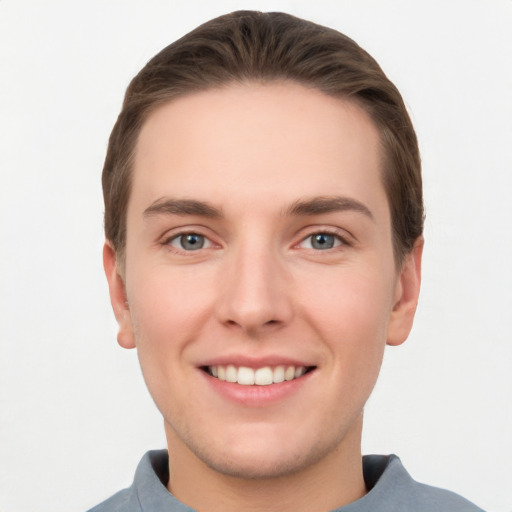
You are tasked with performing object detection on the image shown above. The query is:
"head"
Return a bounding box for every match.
[103,10,423,271]
[102,10,424,496]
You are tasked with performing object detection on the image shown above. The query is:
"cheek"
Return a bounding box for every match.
[305,265,394,330]
[123,271,213,399]
[125,269,213,415]
[127,265,215,335]
[301,265,394,370]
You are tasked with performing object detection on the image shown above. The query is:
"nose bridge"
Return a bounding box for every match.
[217,235,292,332]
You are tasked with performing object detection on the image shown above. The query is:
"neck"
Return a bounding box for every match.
[165,417,366,512]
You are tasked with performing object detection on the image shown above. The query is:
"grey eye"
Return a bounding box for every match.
[171,233,206,251]
[300,232,344,250]
[310,233,335,249]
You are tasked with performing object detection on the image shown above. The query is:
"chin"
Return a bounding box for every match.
[183,425,345,480]
[200,444,325,480]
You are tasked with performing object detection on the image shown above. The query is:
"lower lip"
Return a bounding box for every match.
[201,369,315,407]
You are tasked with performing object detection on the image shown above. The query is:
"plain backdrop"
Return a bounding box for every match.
[1,1,511,511]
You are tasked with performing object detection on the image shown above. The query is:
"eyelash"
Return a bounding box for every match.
[297,230,350,251]
[161,231,214,253]
[161,227,351,255]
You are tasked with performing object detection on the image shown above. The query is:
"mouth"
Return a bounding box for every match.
[202,365,316,386]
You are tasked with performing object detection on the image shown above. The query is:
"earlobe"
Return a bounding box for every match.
[386,237,424,347]
[103,241,136,349]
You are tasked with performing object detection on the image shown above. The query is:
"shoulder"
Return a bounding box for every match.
[85,450,178,512]
[86,488,137,512]
[355,454,485,512]
[410,480,485,511]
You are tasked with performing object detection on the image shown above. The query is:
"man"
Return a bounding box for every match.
[91,10,484,512]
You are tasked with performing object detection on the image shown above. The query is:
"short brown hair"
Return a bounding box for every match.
[102,10,423,264]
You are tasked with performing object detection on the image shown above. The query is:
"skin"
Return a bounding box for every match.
[104,82,423,512]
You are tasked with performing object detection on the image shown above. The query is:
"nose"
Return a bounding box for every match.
[215,244,294,335]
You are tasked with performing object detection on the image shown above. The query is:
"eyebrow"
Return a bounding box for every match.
[142,195,374,221]
[143,198,223,219]
[283,196,374,220]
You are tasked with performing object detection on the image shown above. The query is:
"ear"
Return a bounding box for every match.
[386,237,424,346]
[103,241,136,349]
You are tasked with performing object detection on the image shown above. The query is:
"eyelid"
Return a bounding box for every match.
[159,226,220,253]
[294,226,353,250]
[158,224,353,253]
[169,233,213,250]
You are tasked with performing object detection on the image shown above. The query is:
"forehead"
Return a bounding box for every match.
[131,82,386,217]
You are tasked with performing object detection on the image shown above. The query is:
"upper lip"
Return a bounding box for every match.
[197,355,316,369]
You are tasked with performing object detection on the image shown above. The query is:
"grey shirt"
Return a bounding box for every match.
[87,450,484,511]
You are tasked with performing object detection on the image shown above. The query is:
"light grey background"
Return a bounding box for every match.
[1,1,511,511]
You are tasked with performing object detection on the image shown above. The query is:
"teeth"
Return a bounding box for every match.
[255,367,273,386]
[294,366,306,378]
[285,366,295,381]
[208,365,309,386]
[226,364,237,383]
[237,366,255,385]
[273,365,285,383]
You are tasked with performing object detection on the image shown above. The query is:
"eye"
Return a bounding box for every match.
[168,233,212,251]
[301,232,344,250]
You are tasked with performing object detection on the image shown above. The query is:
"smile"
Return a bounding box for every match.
[205,365,314,386]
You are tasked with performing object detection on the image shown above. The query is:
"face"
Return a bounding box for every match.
[105,82,421,480]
